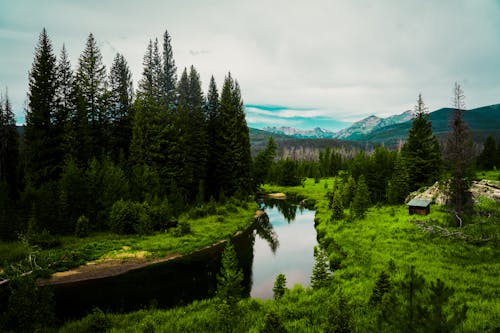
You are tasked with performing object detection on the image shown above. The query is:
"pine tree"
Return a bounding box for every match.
[387,153,410,204]
[25,28,58,186]
[331,189,344,221]
[311,245,331,289]
[109,53,133,160]
[444,83,474,225]
[137,39,163,104]
[216,241,243,305]
[215,73,252,197]
[351,175,370,219]
[54,45,74,169]
[205,76,220,198]
[369,271,391,306]
[75,33,109,160]
[162,29,177,109]
[401,94,441,191]
[253,137,277,186]
[273,273,287,300]
[476,135,496,170]
[0,90,19,195]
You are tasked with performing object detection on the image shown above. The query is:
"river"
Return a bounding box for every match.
[50,199,317,319]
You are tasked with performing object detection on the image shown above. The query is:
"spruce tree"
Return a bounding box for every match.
[253,136,278,186]
[205,76,220,198]
[311,245,331,289]
[331,189,344,221]
[387,154,410,204]
[401,94,441,191]
[0,90,19,196]
[477,135,496,170]
[444,83,474,225]
[216,241,243,305]
[273,273,287,300]
[109,53,133,159]
[25,28,58,186]
[137,39,163,104]
[351,175,370,219]
[54,45,74,169]
[215,73,252,197]
[75,33,109,160]
[162,29,177,109]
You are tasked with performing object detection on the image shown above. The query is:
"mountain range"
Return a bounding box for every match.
[254,103,500,148]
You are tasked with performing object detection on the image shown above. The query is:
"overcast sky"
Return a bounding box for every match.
[1,0,500,130]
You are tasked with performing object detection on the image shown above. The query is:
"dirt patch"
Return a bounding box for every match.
[265,192,287,199]
[38,254,182,286]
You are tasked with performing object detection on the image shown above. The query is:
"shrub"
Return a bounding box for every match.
[29,229,61,249]
[109,200,152,235]
[75,215,90,238]
[172,220,191,237]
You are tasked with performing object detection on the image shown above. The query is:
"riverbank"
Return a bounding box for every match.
[1,200,258,286]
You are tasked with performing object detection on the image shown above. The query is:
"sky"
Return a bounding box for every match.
[1,0,500,131]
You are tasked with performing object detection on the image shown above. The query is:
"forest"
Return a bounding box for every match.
[1,28,500,332]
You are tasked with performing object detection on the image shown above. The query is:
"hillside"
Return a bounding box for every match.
[364,104,500,147]
[334,110,414,140]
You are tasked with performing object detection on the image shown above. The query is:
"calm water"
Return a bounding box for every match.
[48,199,317,319]
[250,201,317,299]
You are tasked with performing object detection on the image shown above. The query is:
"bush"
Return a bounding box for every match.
[172,220,191,237]
[29,229,61,249]
[75,215,90,238]
[109,200,152,235]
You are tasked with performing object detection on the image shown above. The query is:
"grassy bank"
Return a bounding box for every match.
[58,178,500,332]
[0,199,257,280]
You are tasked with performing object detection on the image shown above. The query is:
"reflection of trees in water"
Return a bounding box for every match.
[254,212,279,254]
[265,199,297,222]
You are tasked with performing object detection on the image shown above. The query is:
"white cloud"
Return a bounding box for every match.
[2,0,500,126]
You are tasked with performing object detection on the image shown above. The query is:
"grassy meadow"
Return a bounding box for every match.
[0,199,257,279]
[55,177,500,332]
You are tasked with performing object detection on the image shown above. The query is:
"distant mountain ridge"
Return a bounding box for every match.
[333,110,415,140]
[253,103,500,150]
[261,109,415,140]
[261,126,336,138]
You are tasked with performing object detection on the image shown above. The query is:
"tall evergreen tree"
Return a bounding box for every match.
[476,135,496,170]
[174,66,207,201]
[214,75,252,196]
[387,153,410,204]
[75,33,109,160]
[0,90,19,195]
[205,76,220,198]
[401,94,441,191]
[162,29,177,109]
[444,83,474,225]
[137,39,163,104]
[253,137,278,186]
[54,45,74,168]
[109,53,133,159]
[25,28,58,186]
[351,175,370,219]
[216,241,244,305]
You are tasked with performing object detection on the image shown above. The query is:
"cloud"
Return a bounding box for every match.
[2,1,500,127]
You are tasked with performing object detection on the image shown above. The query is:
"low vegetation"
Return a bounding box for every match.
[56,178,500,332]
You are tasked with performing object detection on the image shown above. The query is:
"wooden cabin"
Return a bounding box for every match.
[407,198,431,215]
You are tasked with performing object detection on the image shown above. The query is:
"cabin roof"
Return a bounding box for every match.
[407,198,431,207]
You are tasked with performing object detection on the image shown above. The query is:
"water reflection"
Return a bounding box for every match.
[264,199,297,222]
[254,212,279,254]
[250,202,317,299]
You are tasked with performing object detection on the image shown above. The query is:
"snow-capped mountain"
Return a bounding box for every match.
[334,110,415,140]
[262,126,336,138]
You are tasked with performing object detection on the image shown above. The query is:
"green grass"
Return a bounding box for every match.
[56,178,500,331]
[476,169,500,181]
[0,201,257,278]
